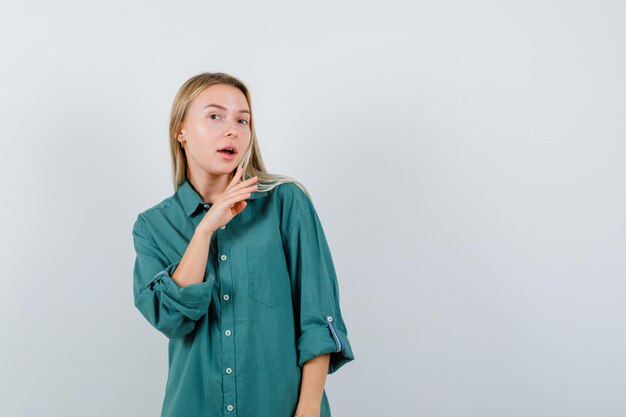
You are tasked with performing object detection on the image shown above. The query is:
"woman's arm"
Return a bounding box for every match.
[171,226,213,287]
[132,217,217,339]
[295,353,331,417]
[296,353,330,417]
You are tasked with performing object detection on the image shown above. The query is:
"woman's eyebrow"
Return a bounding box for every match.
[203,103,250,114]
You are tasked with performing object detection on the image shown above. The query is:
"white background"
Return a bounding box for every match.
[1,1,625,416]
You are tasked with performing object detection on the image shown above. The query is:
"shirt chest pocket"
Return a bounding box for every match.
[246,244,289,308]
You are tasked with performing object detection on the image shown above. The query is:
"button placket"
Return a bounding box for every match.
[217,227,237,414]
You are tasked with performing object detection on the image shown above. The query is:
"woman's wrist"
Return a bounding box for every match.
[195,223,214,238]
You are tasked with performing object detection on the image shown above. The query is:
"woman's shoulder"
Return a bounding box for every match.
[140,195,176,215]
[133,193,178,233]
[271,180,315,214]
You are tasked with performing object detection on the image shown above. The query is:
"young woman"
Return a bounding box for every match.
[131,72,354,417]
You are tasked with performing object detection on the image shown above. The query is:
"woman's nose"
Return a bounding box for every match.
[224,119,238,136]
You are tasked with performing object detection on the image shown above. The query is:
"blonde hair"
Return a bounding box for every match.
[168,72,311,199]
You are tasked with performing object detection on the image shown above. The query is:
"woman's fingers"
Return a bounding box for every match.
[226,176,258,195]
[231,200,247,216]
[226,165,244,190]
[215,183,257,211]
[222,187,256,208]
[225,166,258,193]
[198,170,257,232]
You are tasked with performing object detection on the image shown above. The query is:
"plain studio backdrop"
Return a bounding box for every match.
[1,1,625,416]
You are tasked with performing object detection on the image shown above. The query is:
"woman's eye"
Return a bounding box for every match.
[209,114,247,125]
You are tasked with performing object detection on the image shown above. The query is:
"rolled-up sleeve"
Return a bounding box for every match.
[283,207,355,374]
[132,215,215,339]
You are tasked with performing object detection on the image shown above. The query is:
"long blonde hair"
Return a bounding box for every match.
[168,72,311,199]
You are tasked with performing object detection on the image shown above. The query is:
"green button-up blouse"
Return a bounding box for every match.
[131,177,355,417]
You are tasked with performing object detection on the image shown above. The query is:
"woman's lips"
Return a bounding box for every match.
[217,150,236,160]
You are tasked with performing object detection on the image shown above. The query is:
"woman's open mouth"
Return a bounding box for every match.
[217,146,237,160]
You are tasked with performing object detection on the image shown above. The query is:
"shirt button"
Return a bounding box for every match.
[227,404,234,412]
[220,225,226,229]
[223,294,230,301]
[225,367,233,374]
[225,330,232,336]
[220,254,228,261]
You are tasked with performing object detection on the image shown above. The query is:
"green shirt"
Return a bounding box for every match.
[131,177,355,417]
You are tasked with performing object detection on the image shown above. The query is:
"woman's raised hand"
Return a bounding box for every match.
[198,165,259,234]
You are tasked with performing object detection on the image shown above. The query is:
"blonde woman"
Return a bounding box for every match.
[131,72,354,417]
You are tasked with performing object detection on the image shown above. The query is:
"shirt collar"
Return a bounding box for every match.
[177,177,267,217]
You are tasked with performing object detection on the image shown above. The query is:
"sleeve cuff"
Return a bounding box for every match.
[146,263,216,321]
[296,322,355,374]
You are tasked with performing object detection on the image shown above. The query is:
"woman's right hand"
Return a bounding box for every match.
[197,165,259,235]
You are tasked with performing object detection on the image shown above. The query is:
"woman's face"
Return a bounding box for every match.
[179,83,252,177]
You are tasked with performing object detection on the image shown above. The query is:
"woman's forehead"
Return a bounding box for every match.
[192,84,249,111]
